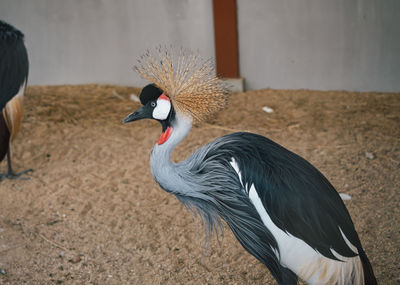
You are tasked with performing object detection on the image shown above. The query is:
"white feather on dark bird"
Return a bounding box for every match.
[0,20,31,180]
[123,48,377,285]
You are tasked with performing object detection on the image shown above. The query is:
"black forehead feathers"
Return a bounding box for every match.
[0,20,24,41]
[139,84,163,105]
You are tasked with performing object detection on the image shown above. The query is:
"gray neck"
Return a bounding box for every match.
[150,113,193,192]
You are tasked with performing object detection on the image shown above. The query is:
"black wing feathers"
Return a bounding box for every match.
[0,20,29,110]
[214,132,363,260]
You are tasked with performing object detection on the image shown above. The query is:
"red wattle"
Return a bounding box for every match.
[158,126,173,145]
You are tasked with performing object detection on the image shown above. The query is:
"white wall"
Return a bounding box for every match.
[1,0,399,92]
[0,0,215,87]
[237,0,400,92]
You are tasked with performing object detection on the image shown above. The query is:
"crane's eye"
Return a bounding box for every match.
[151,101,156,107]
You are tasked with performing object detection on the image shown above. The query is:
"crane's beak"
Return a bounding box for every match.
[123,105,152,123]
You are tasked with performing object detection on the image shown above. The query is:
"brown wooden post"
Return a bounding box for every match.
[212,0,239,78]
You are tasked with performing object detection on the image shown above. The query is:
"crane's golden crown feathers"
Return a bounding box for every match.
[135,47,229,122]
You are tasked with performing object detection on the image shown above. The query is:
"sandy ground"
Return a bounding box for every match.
[0,85,399,284]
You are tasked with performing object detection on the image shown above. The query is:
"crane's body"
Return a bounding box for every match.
[150,112,373,285]
[124,49,377,284]
[0,20,30,180]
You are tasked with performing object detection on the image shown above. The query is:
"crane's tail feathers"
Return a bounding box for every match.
[3,83,25,141]
[359,249,378,285]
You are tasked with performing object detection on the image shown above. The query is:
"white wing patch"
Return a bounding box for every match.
[230,158,244,187]
[230,157,364,285]
[340,228,359,255]
[153,98,171,120]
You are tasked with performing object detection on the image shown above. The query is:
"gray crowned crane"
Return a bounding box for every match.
[123,48,377,285]
[0,20,30,180]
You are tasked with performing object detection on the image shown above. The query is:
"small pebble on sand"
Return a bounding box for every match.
[365,152,376,160]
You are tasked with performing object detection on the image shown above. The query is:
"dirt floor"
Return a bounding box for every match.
[0,85,399,284]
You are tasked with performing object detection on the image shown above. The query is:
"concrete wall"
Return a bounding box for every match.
[237,0,400,92]
[0,0,215,87]
[1,0,399,92]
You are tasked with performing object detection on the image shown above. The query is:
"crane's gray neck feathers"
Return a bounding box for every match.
[149,113,228,242]
[150,113,194,195]
[150,113,220,205]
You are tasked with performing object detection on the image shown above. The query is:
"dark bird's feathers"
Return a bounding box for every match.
[206,132,360,259]
[139,84,163,105]
[0,20,29,110]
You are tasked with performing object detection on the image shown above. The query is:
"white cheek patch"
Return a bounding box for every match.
[152,98,171,120]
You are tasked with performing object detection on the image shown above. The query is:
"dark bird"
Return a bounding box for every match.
[124,49,377,285]
[0,20,30,180]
